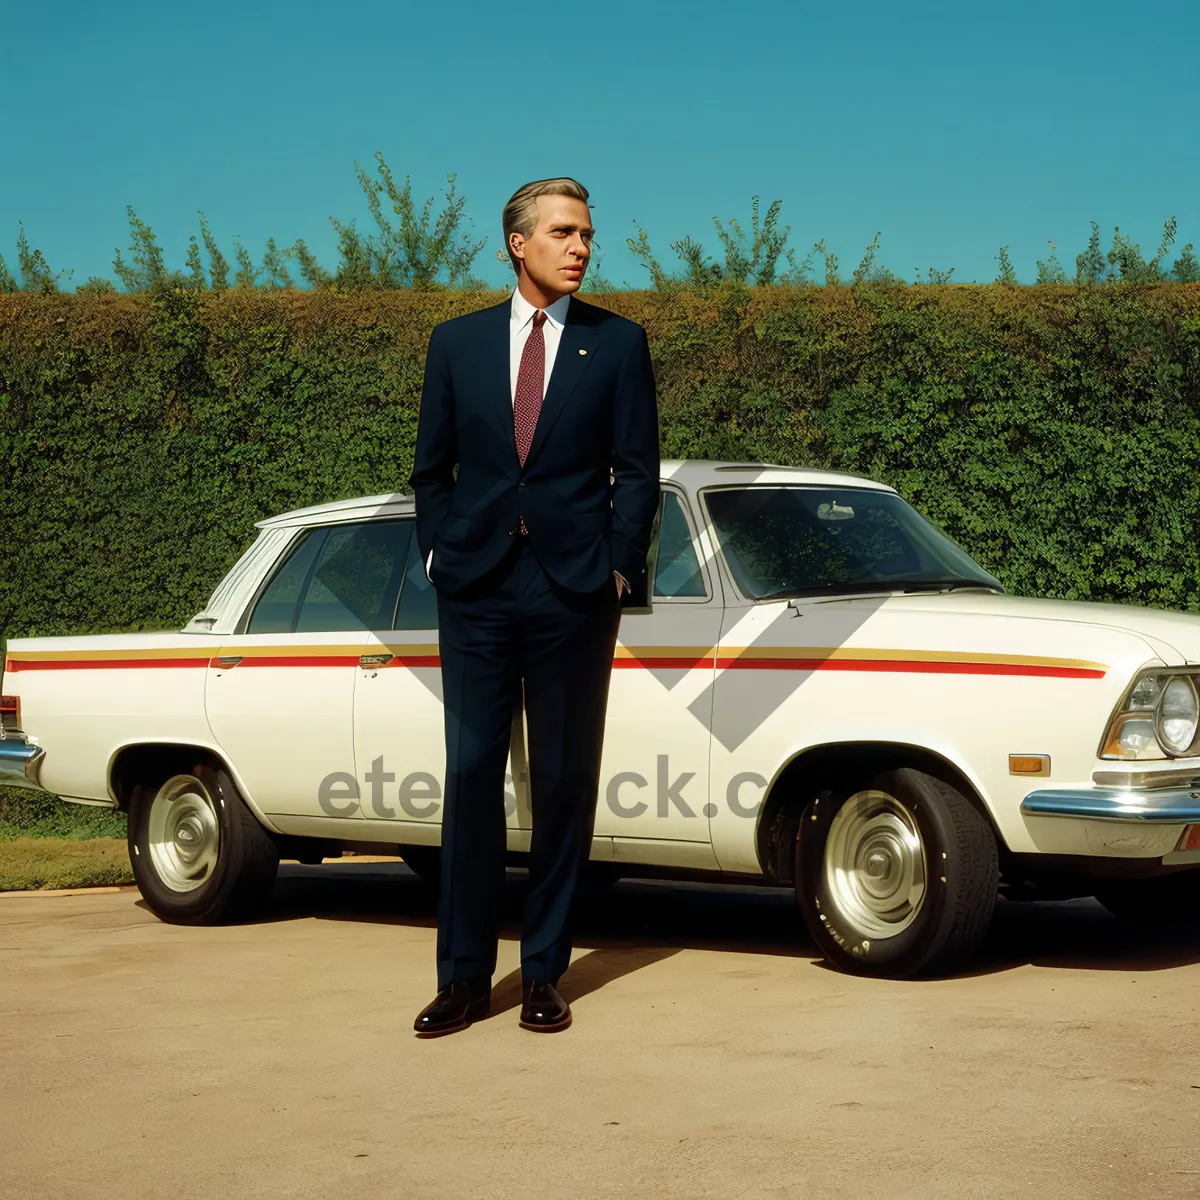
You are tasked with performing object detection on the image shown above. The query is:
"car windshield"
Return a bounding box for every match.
[703,486,1003,600]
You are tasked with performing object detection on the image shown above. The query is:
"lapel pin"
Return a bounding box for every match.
[579,348,588,355]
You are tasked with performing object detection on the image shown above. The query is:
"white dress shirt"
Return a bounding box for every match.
[510,288,570,404]
[425,288,628,594]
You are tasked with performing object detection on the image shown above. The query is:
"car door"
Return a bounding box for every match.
[595,487,722,869]
[352,521,535,851]
[703,483,921,873]
[205,519,408,829]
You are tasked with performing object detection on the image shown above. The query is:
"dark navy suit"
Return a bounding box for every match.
[409,294,659,987]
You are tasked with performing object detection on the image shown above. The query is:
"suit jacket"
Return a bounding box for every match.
[409,294,660,598]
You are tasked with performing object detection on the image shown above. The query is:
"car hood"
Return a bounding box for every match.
[880,591,1200,666]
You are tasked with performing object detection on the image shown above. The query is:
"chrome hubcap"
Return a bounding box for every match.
[822,789,927,940]
[147,775,220,893]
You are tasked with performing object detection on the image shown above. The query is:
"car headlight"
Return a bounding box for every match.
[1100,670,1200,760]
[1158,676,1199,755]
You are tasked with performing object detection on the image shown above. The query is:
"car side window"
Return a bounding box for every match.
[247,521,411,634]
[394,522,438,630]
[245,530,324,634]
[654,491,707,598]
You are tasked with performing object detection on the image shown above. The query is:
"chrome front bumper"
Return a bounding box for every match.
[1021,787,1200,823]
[0,732,46,791]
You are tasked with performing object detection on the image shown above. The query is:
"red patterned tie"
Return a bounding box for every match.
[514,309,547,533]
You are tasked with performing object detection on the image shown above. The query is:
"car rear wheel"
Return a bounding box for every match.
[795,767,1000,978]
[1094,871,1200,926]
[128,762,279,924]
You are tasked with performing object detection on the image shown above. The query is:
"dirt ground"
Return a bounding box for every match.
[1,861,1198,1200]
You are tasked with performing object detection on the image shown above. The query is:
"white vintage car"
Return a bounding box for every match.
[3,460,1200,977]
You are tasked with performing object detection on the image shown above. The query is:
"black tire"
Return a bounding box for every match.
[128,761,279,924]
[1094,871,1200,926]
[795,766,999,978]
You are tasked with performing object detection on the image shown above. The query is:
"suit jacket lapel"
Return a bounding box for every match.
[523,295,600,469]
[476,300,515,457]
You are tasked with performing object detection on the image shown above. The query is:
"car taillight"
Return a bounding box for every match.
[0,695,19,731]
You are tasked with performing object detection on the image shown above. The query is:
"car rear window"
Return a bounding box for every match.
[247,521,412,633]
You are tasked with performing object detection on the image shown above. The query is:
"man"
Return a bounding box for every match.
[408,178,660,1036]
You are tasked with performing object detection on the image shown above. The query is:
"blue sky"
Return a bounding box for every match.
[3,0,1197,289]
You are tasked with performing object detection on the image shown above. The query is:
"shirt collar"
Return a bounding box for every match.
[510,287,571,332]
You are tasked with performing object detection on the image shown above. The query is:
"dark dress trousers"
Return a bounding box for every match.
[409,294,660,987]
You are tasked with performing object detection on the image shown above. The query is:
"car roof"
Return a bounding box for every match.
[254,460,895,529]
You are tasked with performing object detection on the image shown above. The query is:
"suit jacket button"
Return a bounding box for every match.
[519,481,526,487]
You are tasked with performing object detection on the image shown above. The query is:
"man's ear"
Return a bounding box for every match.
[509,231,525,262]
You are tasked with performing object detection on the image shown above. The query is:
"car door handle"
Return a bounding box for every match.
[359,653,395,669]
[214,655,243,669]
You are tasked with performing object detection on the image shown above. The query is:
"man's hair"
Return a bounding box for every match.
[501,177,590,276]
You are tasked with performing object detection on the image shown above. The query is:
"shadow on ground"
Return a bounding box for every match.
[134,860,1200,1003]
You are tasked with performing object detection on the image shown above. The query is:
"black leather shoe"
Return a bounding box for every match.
[519,980,572,1032]
[413,979,491,1037]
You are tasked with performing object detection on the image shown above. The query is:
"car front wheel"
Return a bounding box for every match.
[795,767,999,978]
[128,762,280,924]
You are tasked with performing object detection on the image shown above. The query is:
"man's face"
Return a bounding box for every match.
[511,194,592,295]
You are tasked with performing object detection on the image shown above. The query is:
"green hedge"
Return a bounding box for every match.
[0,787,126,840]
[2,281,1200,649]
[4,281,1200,838]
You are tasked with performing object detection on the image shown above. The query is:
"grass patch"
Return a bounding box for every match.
[0,838,134,891]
